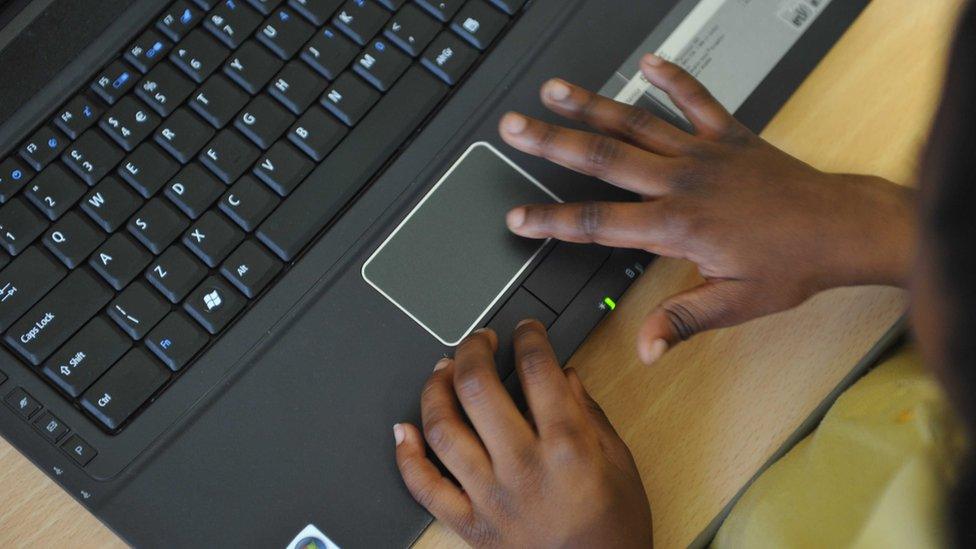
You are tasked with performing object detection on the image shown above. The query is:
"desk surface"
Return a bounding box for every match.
[0,0,964,546]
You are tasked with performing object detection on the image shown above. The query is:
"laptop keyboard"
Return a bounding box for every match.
[0,0,523,433]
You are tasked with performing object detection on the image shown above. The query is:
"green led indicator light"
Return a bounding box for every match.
[603,297,616,311]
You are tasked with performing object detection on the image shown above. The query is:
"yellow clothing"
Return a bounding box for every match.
[714,347,965,548]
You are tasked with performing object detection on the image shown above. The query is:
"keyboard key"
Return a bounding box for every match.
[235,95,296,150]
[377,0,407,9]
[0,158,33,203]
[155,109,215,164]
[32,411,70,443]
[165,164,224,219]
[354,38,410,91]
[220,240,281,297]
[258,67,447,260]
[125,29,173,73]
[136,63,196,117]
[269,61,328,114]
[289,0,343,25]
[146,311,209,371]
[81,177,141,232]
[91,61,138,105]
[184,276,246,334]
[321,72,380,126]
[128,198,189,255]
[25,164,86,221]
[4,388,41,419]
[100,97,161,152]
[171,28,231,83]
[287,106,348,161]
[259,7,316,59]
[80,348,170,430]
[190,74,250,128]
[108,281,170,340]
[146,245,208,303]
[183,211,244,267]
[333,0,390,45]
[42,212,106,269]
[488,0,524,15]
[61,434,97,466]
[301,26,358,80]
[90,233,152,290]
[54,96,103,139]
[416,0,464,22]
[451,0,506,50]
[0,198,48,256]
[119,143,180,198]
[220,175,280,230]
[157,0,203,41]
[4,269,113,366]
[224,40,284,95]
[248,0,285,14]
[42,317,131,398]
[200,130,260,184]
[421,31,478,85]
[0,247,66,332]
[206,0,264,49]
[384,3,439,56]
[253,142,312,195]
[19,126,68,171]
[62,129,125,185]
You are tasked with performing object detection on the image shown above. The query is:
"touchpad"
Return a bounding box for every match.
[362,142,560,346]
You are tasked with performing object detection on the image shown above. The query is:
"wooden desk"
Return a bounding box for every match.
[0,0,964,546]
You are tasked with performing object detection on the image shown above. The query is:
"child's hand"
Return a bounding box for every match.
[394,322,653,548]
[500,55,916,364]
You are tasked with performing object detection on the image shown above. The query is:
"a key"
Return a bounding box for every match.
[183,276,246,334]
[220,240,281,297]
[300,26,359,80]
[125,29,173,73]
[100,97,161,151]
[90,61,138,105]
[41,317,131,398]
[54,96,103,139]
[353,37,411,91]
[81,177,141,232]
[119,143,179,198]
[224,40,284,95]
[235,95,296,150]
[0,198,48,255]
[108,281,170,340]
[146,311,209,371]
[384,3,440,56]
[269,61,328,115]
[333,0,390,45]
[165,163,224,219]
[289,0,343,25]
[80,348,170,430]
[146,245,208,303]
[24,164,86,221]
[42,212,106,269]
[155,109,215,164]
[128,198,190,255]
[451,0,506,50]
[19,126,68,171]
[157,0,203,42]
[190,74,250,128]
[258,7,315,59]
[0,247,66,332]
[136,63,196,117]
[183,211,244,267]
[248,0,286,15]
[253,142,312,195]
[62,129,125,185]
[220,175,281,230]
[321,71,380,126]
[4,269,113,365]
[0,158,33,203]
[488,0,524,15]
[199,130,260,184]
[90,233,153,290]
[287,106,348,161]
[171,29,231,84]
[421,31,478,85]
[416,0,465,22]
[205,0,264,49]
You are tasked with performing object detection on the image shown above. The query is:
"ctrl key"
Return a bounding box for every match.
[61,434,97,467]
[4,387,42,419]
[81,348,170,431]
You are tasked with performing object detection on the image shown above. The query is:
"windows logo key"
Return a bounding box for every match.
[287,524,340,549]
[203,289,222,311]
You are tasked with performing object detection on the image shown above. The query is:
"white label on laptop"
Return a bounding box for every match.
[601,0,833,120]
[286,524,341,549]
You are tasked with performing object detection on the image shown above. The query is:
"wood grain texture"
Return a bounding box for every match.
[0,1,963,547]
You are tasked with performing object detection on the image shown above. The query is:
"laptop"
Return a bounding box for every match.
[0,0,868,546]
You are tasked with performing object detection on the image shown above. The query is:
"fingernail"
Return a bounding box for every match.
[434,357,450,372]
[393,424,405,446]
[639,338,669,365]
[506,207,526,229]
[642,53,665,67]
[545,79,571,102]
[501,112,528,134]
[516,318,536,329]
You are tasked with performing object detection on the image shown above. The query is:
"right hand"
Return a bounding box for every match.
[500,54,916,364]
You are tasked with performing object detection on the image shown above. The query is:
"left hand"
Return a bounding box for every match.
[394,321,653,548]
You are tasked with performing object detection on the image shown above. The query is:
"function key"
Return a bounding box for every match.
[125,29,173,73]
[100,97,161,152]
[0,157,33,203]
[0,198,49,256]
[415,0,465,22]
[54,96,103,139]
[190,74,250,129]
[4,388,42,419]
[488,0,524,15]
[19,126,68,171]
[353,38,410,92]
[333,0,390,46]
[90,61,138,105]
[80,348,170,430]
[183,276,246,334]
[145,311,209,371]
[137,63,197,117]
[321,71,380,126]
[220,239,282,298]
[32,411,70,443]
[171,29,231,84]
[61,434,97,466]
[258,7,316,59]
[62,129,125,185]
[421,31,478,85]
[451,0,506,50]
[205,0,264,49]
[157,0,203,42]
[288,0,343,26]
[42,317,131,398]
[300,26,359,80]
[384,3,440,57]
[24,164,86,221]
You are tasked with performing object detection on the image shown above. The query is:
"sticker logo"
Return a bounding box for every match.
[286,524,340,549]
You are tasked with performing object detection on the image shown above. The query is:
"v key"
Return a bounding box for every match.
[253,142,312,196]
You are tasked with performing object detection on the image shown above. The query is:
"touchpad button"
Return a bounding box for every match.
[362,142,560,346]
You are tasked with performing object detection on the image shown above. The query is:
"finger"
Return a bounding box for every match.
[564,368,634,465]
[498,112,674,196]
[421,358,493,491]
[639,54,742,139]
[512,320,589,440]
[506,200,678,251]
[395,423,476,530]
[452,329,537,461]
[539,78,695,156]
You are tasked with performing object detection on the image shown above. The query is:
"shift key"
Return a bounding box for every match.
[4,269,112,365]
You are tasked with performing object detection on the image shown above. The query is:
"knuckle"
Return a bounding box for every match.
[422,415,454,453]
[455,368,491,403]
[663,301,705,341]
[623,106,656,139]
[576,201,606,237]
[410,478,441,509]
[544,430,589,463]
[518,349,554,383]
[584,136,620,177]
[460,518,500,548]
[535,123,560,157]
